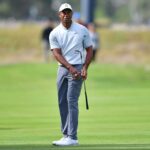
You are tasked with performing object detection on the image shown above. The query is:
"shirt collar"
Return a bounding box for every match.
[60,22,74,30]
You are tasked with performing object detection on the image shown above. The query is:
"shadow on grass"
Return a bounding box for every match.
[0,144,150,150]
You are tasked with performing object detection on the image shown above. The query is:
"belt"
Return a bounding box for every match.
[60,64,82,68]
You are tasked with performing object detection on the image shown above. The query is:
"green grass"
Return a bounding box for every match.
[0,63,150,149]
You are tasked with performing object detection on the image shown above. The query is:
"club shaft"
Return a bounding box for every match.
[76,50,89,110]
[83,80,89,110]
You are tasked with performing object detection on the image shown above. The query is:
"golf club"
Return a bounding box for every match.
[76,50,89,110]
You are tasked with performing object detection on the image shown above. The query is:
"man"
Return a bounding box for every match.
[41,18,53,62]
[49,3,93,146]
[87,23,100,61]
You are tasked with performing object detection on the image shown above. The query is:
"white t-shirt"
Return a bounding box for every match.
[49,22,92,65]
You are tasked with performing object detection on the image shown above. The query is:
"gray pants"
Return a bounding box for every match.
[57,65,83,140]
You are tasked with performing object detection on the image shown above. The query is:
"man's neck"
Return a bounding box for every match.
[62,21,72,29]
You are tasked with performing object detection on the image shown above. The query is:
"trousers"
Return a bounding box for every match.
[57,65,83,140]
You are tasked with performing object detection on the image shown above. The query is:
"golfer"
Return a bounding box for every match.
[49,3,93,146]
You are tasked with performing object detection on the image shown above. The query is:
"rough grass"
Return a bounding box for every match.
[0,24,41,52]
[0,23,149,64]
[97,29,150,64]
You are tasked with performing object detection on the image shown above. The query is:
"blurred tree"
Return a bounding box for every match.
[9,0,32,19]
[0,0,10,18]
[31,0,54,20]
[0,0,53,20]
[0,0,150,24]
[139,0,150,24]
[104,0,116,18]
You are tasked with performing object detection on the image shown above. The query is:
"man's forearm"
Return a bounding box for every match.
[52,49,81,79]
[53,50,71,69]
[84,46,93,69]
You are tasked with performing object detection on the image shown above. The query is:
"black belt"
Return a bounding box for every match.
[60,64,82,67]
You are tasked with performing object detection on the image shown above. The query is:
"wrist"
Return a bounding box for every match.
[83,64,88,70]
[66,64,72,70]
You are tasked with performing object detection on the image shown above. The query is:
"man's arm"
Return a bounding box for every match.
[81,46,93,80]
[52,48,81,79]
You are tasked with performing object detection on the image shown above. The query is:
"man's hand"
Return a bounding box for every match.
[80,46,92,80]
[69,66,81,79]
[81,66,87,80]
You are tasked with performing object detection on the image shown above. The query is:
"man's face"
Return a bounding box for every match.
[59,9,72,24]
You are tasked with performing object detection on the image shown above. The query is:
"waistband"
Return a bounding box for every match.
[60,64,83,67]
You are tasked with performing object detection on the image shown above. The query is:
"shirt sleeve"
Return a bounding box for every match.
[83,28,93,48]
[49,31,60,50]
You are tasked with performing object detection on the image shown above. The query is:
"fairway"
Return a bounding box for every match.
[0,63,150,150]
